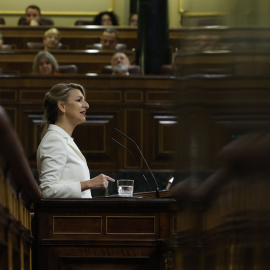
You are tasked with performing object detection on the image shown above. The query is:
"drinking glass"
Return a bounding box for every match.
[117,179,134,197]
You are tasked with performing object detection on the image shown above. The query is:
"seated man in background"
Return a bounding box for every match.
[111,52,130,76]
[100,28,119,50]
[43,28,61,50]
[18,5,53,26]
[19,5,41,26]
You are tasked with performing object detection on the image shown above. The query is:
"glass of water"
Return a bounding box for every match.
[117,179,134,197]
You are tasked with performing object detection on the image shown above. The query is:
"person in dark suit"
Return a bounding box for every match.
[100,28,119,50]
[18,5,53,26]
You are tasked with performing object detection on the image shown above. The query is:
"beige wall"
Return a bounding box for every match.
[1,0,181,28]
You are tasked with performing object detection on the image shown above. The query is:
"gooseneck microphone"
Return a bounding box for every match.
[114,128,160,198]
[112,138,151,189]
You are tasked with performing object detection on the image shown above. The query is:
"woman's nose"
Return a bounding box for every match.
[84,101,89,109]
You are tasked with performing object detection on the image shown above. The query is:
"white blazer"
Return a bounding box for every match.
[37,124,91,198]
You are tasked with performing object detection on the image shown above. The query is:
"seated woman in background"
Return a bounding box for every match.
[129,13,138,27]
[43,28,61,50]
[32,51,59,75]
[92,11,119,26]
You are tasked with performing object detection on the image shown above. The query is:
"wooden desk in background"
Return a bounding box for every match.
[0,26,138,50]
[0,49,135,74]
[2,26,270,58]
[0,25,181,52]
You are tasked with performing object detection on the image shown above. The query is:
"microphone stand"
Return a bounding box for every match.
[114,128,160,198]
[112,138,152,189]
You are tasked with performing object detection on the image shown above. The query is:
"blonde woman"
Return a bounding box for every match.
[37,83,115,198]
[43,28,61,50]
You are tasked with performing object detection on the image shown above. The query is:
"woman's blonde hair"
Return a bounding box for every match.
[32,51,59,74]
[41,83,86,138]
[44,28,61,39]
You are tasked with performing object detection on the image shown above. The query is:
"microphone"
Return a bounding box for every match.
[112,138,151,189]
[114,128,160,198]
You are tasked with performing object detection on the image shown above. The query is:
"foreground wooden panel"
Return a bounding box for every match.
[0,106,42,270]
[173,76,270,171]
[171,165,270,270]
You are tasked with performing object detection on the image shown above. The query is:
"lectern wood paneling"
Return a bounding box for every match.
[34,197,176,270]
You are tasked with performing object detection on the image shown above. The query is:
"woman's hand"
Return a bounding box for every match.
[81,174,115,191]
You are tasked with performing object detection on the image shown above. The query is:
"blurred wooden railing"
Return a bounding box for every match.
[0,106,42,270]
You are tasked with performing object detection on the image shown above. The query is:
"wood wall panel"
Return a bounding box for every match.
[124,108,143,169]
[1,107,17,130]
[3,74,270,175]
[124,90,143,102]
[145,110,177,170]
[0,75,177,173]
[21,110,43,165]
[87,90,122,103]
[0,89,17,101]
[20,90,47,101]
[73,112,119,171]
[5,75,270,175]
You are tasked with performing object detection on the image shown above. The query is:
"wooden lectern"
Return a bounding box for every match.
[33,192,176,270]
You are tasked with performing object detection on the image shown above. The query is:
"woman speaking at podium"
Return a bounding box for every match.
[37,83,115,198]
